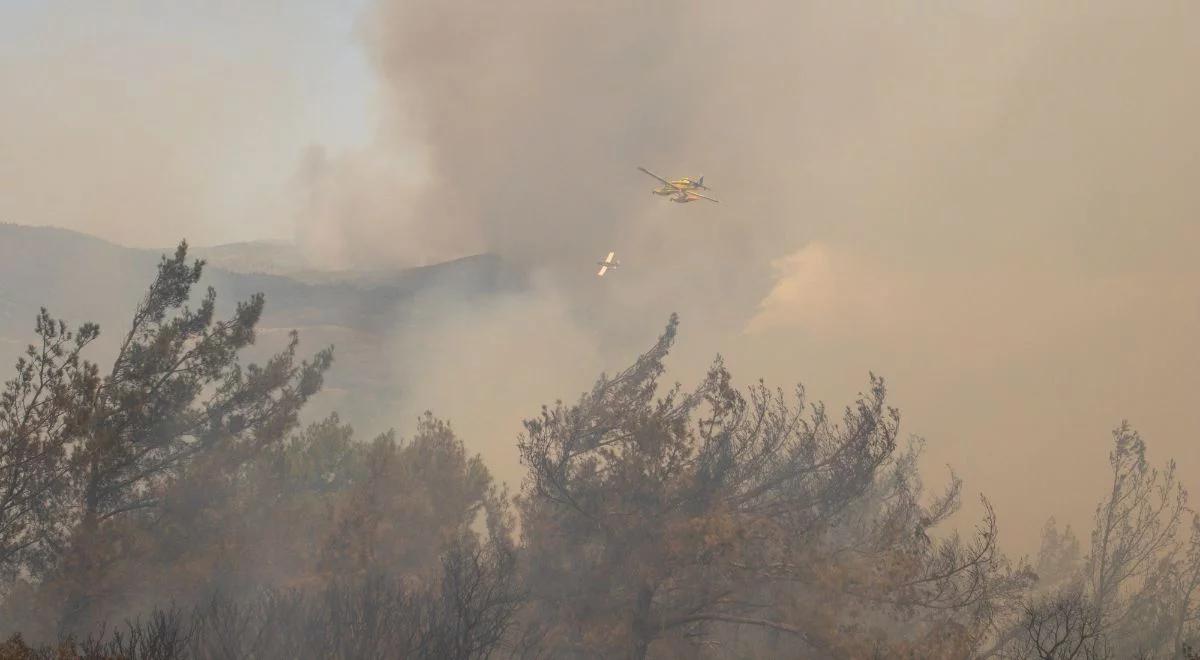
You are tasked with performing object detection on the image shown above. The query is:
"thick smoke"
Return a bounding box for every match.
[303,0,1200,551]
[3,0,1199,553]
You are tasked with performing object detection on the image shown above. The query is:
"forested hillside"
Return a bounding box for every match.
[1,244,1198,659]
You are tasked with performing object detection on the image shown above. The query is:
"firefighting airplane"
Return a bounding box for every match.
[637,166,719,203]
[596,251,620,277]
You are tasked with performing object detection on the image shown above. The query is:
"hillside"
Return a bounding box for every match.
[0,223,528,433]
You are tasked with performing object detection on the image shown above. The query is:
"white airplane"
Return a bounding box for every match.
[596,251,620,277]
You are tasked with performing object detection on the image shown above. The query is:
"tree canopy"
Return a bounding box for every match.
[2,244,1199,659]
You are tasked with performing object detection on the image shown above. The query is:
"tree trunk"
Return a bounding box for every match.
[1174,604,1187,659]
[57,472,102,635]
[628,583,655,660]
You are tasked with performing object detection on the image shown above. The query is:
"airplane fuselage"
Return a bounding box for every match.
[652,180,700,193]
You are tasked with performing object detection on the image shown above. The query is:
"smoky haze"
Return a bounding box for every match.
[338,0,1200,553]
[2,0,1199,555]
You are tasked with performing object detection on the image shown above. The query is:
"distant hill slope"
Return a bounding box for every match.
[0,223,524,335]
[0,223,529,433]
[187,240,310,276]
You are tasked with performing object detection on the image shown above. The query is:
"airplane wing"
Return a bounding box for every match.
[605,251,615,263]
[688,191,719,203]
[597,265,608,277]
[637,166,674,187]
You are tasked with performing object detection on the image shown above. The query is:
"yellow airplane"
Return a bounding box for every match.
[637,166,719,203]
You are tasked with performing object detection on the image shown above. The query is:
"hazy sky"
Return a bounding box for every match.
[0,0,373,247]
[2,0,1198,554]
